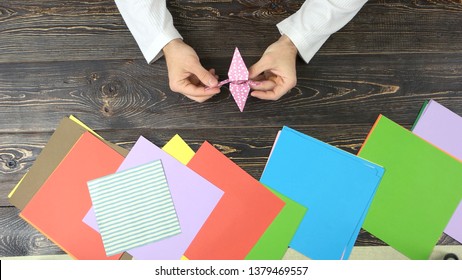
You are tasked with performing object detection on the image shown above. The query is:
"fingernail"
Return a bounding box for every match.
[208,78,218,87]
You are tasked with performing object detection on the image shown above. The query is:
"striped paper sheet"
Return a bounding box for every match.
[88,160,181,256]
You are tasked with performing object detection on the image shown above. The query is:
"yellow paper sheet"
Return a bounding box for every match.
[8,176,25,198]
[69,115,104,140]
[162,134,195,164]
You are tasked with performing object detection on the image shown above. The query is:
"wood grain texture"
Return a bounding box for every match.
[1,0,461,257]
[171,0,462,57]
[0,0,141,63]
[0,54,461,133]
[1,0,462,63]
[0,207,64,256]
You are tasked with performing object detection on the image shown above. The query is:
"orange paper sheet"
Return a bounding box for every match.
[20,132,124,260]
[184,142,285,259]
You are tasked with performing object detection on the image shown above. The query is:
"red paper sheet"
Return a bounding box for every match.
[20,132,124,260]
[184,142,285,259]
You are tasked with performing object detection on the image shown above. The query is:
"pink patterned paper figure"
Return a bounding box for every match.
[214,48,258,112]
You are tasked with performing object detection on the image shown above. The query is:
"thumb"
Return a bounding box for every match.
[190,63,218,87]
[248,57,269,79]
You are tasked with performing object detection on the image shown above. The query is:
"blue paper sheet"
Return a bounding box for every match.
[260,126,384,260]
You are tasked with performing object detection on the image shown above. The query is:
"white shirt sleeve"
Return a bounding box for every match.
[277,0,368,63]
[114,0,182,64]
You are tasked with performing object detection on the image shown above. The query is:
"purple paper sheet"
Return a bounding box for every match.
[413,99,462,243]
[83,136,223,259]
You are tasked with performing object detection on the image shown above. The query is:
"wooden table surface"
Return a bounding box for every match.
[1,0,461,258]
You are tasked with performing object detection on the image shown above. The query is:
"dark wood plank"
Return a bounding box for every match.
[172,0,462,58]
[1,0,462,63]
[0,53,461,133]
[0,0,142,63]
[0,207,64,256]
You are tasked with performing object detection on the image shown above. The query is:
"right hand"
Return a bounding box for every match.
[248,35,298,101]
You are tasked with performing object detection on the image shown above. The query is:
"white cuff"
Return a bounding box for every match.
[277,19,328,64]
[145,27,182,64]
[276,0,368,64]
[114,0,183,64]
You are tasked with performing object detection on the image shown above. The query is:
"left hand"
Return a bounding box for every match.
[163,39,220,103]
[248,35,298,101]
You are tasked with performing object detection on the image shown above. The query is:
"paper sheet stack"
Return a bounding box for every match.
[8,116,290,260]
[260,100,462,260]
[8,99,462,260]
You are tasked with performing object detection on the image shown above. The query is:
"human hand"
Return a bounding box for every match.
[248,35,298,100]
[163,39,220,103]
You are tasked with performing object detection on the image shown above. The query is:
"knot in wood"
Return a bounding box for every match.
[0,7,15,19]
[267,2,285,14]
[102,102,113,116]
[90,73,99,81]
[7,159,17,169]
[101,78,124,98]
[101,83,118,97]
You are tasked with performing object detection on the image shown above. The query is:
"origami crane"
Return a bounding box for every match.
[215,47,259,112]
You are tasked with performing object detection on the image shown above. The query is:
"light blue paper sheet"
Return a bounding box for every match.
[260,126,384,260]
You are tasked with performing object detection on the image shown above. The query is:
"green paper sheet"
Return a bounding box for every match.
[163,136,305,260]
[410,99,429,131]
[359,115,462,260]
[245,186,307,260]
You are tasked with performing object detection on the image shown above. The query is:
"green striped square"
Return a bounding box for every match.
[88,160,181,256]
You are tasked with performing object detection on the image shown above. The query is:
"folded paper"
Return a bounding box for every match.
[412,100,462,244]
[215,48,258,112]
[360,115,462,259]
[260,126,385,260]
[88,160,181,256]
[83,136,223,260]
[20,132,125,260]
